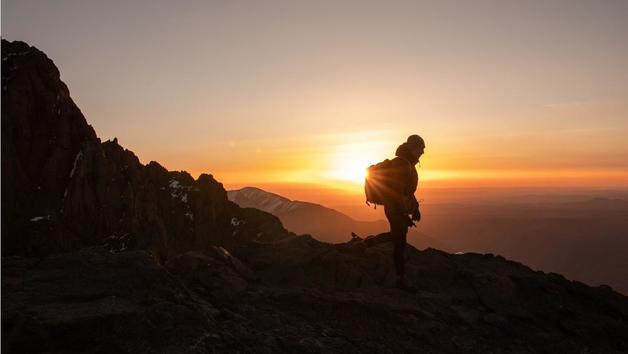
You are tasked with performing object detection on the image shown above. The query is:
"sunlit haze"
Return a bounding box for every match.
[4,0,628,203]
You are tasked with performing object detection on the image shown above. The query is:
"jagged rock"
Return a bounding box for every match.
[165,247,257,299]
[1,39,292,260]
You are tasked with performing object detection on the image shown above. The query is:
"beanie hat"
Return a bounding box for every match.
[406,134,425,149]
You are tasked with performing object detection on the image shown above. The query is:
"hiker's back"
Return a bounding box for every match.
[365,156,413,208]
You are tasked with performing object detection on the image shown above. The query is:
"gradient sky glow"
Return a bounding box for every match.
[3,0,628,193]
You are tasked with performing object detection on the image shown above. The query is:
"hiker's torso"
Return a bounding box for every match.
[391,156,418,196]
[382,145,419,211]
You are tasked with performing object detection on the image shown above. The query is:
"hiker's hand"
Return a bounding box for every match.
[411,209,421,222]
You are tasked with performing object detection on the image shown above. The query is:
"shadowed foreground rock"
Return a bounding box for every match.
[2,39,628,353]
[4,233,628,353]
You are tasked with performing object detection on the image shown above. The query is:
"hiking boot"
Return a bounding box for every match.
[396,276,417,293]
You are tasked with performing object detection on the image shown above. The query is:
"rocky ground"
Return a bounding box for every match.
[4,233,628,353]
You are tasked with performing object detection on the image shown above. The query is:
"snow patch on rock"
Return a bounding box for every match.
[231,217,243,227]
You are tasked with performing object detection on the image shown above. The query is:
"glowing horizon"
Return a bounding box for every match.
[4,0,627,194]
[138,126,628,192]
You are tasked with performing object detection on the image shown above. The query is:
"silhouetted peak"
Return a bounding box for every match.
[2,39,292,257]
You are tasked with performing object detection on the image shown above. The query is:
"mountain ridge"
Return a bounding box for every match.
[228,186,320,215]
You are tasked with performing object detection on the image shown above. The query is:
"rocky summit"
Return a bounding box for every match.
[2,39,628,353]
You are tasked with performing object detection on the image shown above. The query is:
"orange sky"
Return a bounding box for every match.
[4,1,628,196]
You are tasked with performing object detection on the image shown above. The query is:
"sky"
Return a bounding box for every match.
[3,0,628,199]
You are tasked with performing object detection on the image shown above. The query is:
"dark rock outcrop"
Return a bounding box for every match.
[1,39,292,260]
[2,39,628,353]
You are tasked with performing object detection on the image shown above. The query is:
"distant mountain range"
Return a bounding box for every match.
[228,186,329,216]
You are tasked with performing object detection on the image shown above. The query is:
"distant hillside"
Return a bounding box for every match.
[227,186,307,214]
[419,198,628,294]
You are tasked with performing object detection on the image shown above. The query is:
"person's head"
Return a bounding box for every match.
[406,134,425,159]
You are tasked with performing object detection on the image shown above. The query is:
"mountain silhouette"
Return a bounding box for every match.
[1,40,293,261]
[2,39,628,353]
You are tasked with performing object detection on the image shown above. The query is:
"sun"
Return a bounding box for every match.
[325,142,384,185]
[328,159,369,183]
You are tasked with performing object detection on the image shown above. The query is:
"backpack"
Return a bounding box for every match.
[364,158,395,208]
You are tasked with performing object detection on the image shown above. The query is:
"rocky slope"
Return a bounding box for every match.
[1,40,292,261]
[2,39,628,353]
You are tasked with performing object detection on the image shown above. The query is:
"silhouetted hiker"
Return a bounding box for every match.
[364,134,425,292]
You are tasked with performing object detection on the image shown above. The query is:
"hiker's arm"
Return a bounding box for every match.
[389,159,414,210]
[401,165,417,214]
[411,196,420,221]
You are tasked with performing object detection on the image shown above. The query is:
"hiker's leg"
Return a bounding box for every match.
[392,220,408,277]
[386,211,407,276]
[384,204,408,276]
[363,205,400,247]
